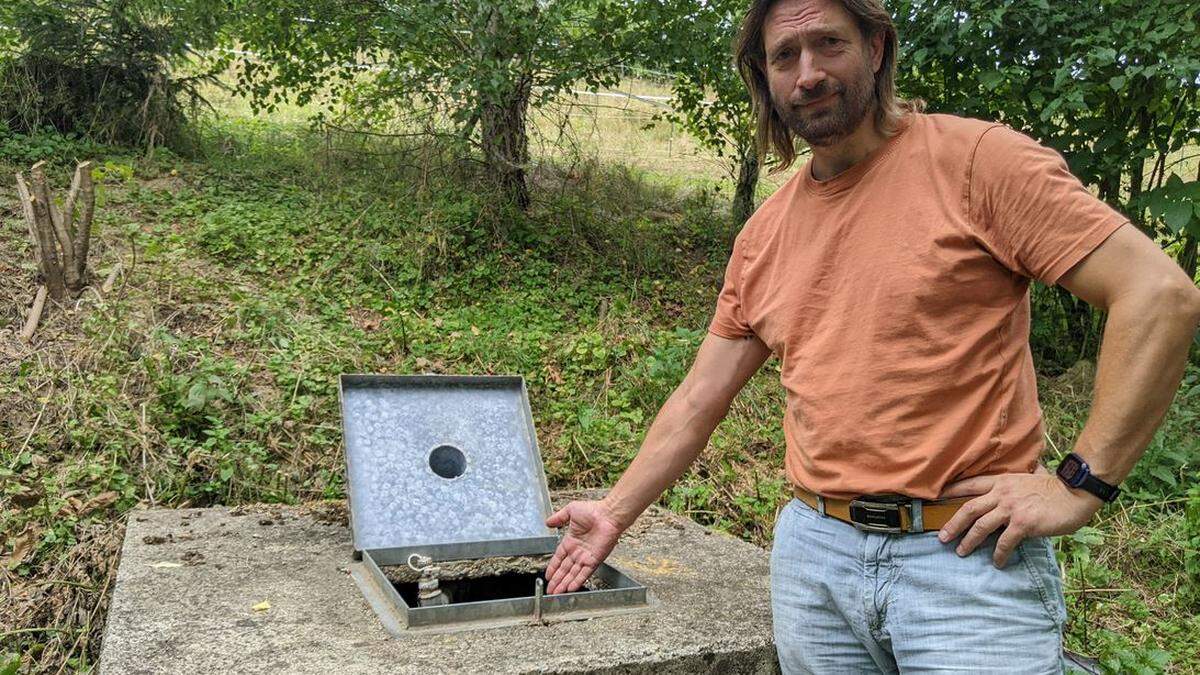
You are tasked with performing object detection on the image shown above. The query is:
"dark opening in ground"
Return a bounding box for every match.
[395,571,546,606]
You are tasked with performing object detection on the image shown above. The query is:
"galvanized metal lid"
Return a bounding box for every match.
[338,374,554,552]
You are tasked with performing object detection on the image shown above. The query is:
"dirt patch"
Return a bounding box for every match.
[140,174,186,194]
[299,500,350,527]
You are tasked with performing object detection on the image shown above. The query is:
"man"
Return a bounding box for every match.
[543,0,1200,671]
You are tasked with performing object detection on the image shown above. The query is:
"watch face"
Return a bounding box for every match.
[1058,455,1086,487]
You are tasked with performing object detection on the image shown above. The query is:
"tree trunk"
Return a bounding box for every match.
[16,169,67,299]
[1180,231,1199,283]
[480,75,532,211]
[15,160,96,301]
[478,4,532,212]
[731,148,760,230]
[1097,172,1121,210]
[1183,164,1200,283]
[1126,106,1151,211]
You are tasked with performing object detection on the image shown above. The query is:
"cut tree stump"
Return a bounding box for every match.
[15,160,96,301]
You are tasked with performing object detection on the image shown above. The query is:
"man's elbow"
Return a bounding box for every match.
[1109,278,1200,339]
[1171,280,1200,326]
[1151,278,1200,329]
[676,378,732,425]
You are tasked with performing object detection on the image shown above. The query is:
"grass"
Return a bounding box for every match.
[1,83,1198,674]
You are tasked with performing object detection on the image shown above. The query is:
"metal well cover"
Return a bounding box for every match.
[339,374,554,552]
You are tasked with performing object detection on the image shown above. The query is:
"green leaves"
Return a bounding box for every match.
[1142,176,1200,236]
[978,70,1005,91]
[1,0,225,146]
[626,0,759,220]
[1163,201,1195,234]
[184,376,234,411]
[893,0,1200,248]
[225,0,639,143]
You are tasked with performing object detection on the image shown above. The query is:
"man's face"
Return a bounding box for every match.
[762,0,883,147]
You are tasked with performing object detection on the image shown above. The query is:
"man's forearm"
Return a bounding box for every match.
[1072,286,1200,484]
[599,387,728,530]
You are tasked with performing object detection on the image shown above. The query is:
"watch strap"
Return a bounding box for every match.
[1077,471,1120,503]
[1057,452,1121,503]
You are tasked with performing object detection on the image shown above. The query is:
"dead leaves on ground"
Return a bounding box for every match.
[4,523,41,569]
[4,492,120,569]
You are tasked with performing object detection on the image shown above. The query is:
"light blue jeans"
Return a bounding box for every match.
[771,497,1068,674]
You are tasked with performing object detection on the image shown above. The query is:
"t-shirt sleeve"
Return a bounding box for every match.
[967,124,1129,286]
[707,231,756,339]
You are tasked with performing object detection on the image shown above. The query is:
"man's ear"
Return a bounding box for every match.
[869,30,885,74]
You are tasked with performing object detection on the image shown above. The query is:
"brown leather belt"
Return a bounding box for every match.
[792,485,971,534]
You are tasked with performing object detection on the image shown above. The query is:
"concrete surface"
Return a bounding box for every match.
[99,491,780,674]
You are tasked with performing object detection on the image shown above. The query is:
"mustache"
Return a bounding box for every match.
[794,81,844,106]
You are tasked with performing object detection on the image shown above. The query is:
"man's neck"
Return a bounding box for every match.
[808,117,889,182]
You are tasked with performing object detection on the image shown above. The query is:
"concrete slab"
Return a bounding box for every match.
[99,491,779,674]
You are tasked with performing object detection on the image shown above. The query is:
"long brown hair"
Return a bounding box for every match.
[734,0,923,174]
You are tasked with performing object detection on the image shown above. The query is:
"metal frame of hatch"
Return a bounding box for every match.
[359,539,650,630]
[338,373,652,633]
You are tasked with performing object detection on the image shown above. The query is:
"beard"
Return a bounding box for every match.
[772,67,876,147]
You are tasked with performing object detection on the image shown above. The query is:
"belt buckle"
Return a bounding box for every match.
[848,498,906,534]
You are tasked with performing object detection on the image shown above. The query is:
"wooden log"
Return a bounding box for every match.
[101,262,123,294]
[14,173,48,280]
[62,160,85,235]
[31,161,79,291]
[19,285,48,343]
[18,169,67,299]
[71,161,95,289]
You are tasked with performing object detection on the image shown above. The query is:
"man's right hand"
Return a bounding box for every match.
[543,500,624,594]
[541,333,769,595]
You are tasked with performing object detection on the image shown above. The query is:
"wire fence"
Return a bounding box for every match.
[197,46,737,179]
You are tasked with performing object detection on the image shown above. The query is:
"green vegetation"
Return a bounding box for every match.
[0,0,221,148]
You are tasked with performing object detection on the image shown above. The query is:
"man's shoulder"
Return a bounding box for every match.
[911,112,1007,154]
[900,112,1029,186]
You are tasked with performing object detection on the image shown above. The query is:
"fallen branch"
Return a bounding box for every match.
[100,262,123,294]
[19,285,48,343]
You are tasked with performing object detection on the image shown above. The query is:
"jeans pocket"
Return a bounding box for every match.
[790,497,821,521]
[1018,536,1067,629]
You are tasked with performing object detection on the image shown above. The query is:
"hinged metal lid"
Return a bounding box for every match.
[338,374,554,552]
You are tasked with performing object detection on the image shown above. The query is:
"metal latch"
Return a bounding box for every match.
[408,553,449,607]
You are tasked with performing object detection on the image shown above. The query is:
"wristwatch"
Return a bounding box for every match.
[1055,452,1120,503]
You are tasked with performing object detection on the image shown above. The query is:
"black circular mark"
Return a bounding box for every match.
[428,445,467,479]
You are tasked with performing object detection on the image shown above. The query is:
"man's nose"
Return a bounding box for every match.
[795,51,826,93]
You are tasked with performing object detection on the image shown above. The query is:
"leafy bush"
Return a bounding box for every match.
[0,124,109,166]
[0,0,222,148]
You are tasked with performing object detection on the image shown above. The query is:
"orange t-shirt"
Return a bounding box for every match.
[708,112,1128,500]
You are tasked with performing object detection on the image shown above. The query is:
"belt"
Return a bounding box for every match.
[792,485,970,534]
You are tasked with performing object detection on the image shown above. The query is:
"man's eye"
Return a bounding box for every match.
[822,37,841,47]
[775,49,792,61]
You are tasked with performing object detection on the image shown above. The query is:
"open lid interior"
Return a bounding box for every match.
[339,374,554,553]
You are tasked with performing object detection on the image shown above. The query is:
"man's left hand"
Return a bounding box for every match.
[937,471,1102,568]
